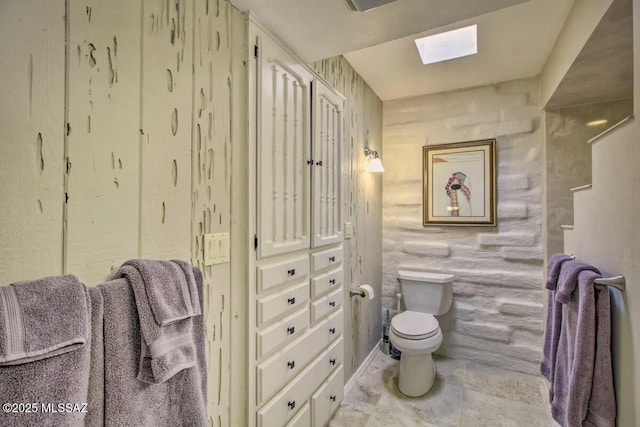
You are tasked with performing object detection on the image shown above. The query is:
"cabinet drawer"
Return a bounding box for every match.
[311,247,342,272]
[312,366,344,427]
[257,317,331,403]
[311,268,342,298]
[257,281,309,327]
[311,288,342,323]
[257,306,310,359]
[285,402,310,427]
[320,337,343,381]
[326,309,343,343]
[258,255,310,293]
[257,340,335,427]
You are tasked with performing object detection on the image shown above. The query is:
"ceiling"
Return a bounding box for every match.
[545,0,634,109]
[229,0,576,101]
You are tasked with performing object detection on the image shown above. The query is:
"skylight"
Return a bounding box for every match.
[415,24,478,65]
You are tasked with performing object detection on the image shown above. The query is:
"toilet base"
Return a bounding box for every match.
[398,354,436,397]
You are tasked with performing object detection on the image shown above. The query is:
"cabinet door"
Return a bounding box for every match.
[312,80,343,248]
[257,34,312,258]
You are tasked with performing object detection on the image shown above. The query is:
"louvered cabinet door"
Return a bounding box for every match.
[311,80,343,248]
[257,35,312,258]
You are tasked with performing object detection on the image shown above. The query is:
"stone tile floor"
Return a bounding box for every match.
[329,351,556,427]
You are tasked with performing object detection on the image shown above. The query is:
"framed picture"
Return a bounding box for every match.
[423,139,496,226]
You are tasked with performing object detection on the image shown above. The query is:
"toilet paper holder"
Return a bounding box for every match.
[349,289,366,298]
[349,284,374,299]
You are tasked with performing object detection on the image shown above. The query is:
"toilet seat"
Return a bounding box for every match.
[390,311,439,340]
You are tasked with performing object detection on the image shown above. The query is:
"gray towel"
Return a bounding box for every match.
[100,274,206,427]
[112,260,201,384]
[117,259,201,325]
[0,276,92,427]
[86,287,105,427]
[550,268,616,427]
[541,254,575,381]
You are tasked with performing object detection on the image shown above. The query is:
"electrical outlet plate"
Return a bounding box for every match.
[344,222,354,239]
[203,233,230,266]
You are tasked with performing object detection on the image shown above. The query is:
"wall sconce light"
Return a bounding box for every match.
[364,146,384,173]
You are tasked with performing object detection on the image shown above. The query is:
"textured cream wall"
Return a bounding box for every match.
[544,99,633,258]
[540,0,613,106]
[0,1,242,424]
[0,1,65,283]
[562,116,638,426]
[383,78,545,374]
[561,0,639,423]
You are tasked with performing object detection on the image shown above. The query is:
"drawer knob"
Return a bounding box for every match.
[329,256,336,262]
[329,279,336,285]
[287,326,295,335]
[329,358,336,366]
[329,300,336,307]
[287,360,295,369]
[330,395,337,402]
[329,327,336,335]
[287,400,296,410]
[287,268,296,276]
[287,297,296,305]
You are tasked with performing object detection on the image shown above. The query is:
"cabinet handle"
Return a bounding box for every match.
[287,360,295,370]
[329,279,336,285]
[330,395,337,402]
[316,160,323,166]
[329,300,336,307]
[287,326,295,335]
[287,400,296,410]
[329,358,336,366]
[329,327,336,335]
[287,268,296,276]
[287,297,296,305]
[329,256,336,262]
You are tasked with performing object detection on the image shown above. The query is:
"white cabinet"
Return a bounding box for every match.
[311,82,343,249]
[248,21,345,427]
[256,31,312,259]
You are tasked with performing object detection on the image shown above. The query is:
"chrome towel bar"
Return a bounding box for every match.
[594,276,626,292]
[566,255,625,291]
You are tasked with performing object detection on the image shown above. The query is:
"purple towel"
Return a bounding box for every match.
[550,268,616,427]
[541,254,574,381]
[543,259,599,387]
[555,260,600,304]
[546,253,574,290]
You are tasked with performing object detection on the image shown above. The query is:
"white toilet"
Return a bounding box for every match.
[389,270,454,397]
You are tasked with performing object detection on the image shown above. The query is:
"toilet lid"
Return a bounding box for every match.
[390,311,439,340]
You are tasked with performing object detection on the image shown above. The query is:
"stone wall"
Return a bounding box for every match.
[382,78,544,374]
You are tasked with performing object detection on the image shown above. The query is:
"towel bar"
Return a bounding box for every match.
[594,276,626,292]
[567,255,625,291]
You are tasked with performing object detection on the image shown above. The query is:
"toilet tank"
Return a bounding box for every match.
[398,270,454,315]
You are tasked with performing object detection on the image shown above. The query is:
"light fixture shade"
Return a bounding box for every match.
[367,158,385,173]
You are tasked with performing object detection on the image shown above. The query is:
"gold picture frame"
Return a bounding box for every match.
[423,139,496,226]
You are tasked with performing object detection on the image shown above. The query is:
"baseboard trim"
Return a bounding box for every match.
[344,339,382,396]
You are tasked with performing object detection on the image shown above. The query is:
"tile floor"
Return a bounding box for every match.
[329,351,556,427]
